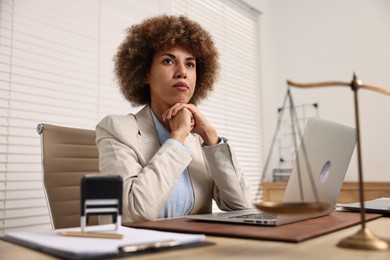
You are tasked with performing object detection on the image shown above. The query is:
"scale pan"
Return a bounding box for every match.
[255,201,332,214]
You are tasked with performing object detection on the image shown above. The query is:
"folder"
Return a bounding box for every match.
[338,197,390,215]
[2,224,210,259]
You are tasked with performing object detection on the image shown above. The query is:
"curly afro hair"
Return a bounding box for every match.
[114,15,220,106]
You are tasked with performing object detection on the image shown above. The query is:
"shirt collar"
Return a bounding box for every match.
[150,110,170,145]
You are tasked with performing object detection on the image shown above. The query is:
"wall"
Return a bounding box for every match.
[245,0,390,181]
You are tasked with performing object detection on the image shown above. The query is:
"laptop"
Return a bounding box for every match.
[188,117,356,226]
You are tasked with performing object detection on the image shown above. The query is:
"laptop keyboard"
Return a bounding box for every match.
[230,213,277,220]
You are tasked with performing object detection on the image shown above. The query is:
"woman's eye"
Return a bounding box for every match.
[187,62,195,68]
[163,59,173,64]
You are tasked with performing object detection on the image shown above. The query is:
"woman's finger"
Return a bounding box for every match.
[163,103,184,120]
[170,103,186,118]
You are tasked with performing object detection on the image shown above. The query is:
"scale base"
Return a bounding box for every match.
[337,228,389,251]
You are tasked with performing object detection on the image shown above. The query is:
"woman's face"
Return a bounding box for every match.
[146,46,196,112]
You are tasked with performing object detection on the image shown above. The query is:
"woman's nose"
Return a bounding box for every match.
[174,63,187,78]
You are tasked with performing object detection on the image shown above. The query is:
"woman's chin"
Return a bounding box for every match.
[173,99,190,105]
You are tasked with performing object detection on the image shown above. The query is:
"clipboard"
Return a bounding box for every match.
[2,224,212,260]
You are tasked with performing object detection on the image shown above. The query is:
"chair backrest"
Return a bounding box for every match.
[37,123,99,229]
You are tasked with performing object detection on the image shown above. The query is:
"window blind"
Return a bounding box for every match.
[0,0,262,234]
[170,0,263,204]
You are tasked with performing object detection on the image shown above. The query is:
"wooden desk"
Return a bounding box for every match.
[262,182,390,203]
[1,218,390,260]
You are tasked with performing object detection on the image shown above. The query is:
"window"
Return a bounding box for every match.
[0,0,262,233]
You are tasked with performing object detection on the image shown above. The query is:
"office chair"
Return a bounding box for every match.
[37,123,99,229]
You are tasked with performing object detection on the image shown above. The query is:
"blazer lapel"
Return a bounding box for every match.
[185,135,212,213]
[135,106,161,166]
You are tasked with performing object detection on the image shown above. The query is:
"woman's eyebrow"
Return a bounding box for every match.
[161,53,195,61]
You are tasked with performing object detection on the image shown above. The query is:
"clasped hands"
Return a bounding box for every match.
[162,103,219,146]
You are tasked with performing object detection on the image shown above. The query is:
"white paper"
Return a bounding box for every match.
[4,224,205,257]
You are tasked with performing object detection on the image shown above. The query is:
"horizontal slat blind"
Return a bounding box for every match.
[0,0,103,234]
[170,0,263,203]
[0,0,262,234]
[98,0,160,117]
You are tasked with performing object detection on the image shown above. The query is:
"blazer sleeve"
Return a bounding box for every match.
[203,138,253,210]
[95,115,192,223]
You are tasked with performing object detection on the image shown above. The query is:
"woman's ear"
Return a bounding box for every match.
[144,74,150,84]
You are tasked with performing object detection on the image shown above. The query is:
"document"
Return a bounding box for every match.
[338,197,390,215]
[3,224,206,259]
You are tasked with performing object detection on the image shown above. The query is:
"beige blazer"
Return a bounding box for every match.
[96,105,252,223]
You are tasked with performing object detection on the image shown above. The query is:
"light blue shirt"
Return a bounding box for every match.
[150,111,195,218]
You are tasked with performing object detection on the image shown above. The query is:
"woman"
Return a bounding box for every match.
[96,15,252,223]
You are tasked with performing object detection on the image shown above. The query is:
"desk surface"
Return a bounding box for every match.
[1,218,390,260]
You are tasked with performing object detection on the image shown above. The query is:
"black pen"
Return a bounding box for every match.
[118,239,180,253]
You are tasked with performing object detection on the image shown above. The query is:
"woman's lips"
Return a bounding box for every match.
[173,82,189,91]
